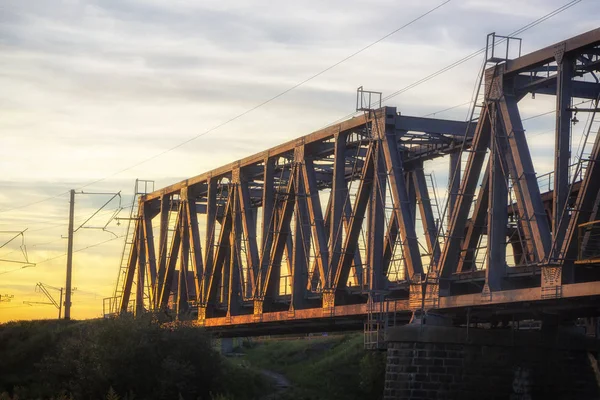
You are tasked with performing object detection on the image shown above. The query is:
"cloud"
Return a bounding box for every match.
[0,0,598,321]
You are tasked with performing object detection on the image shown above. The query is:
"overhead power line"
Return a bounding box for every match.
[327,0,583,125]
[0,0,452,215]
[0,0,583,218]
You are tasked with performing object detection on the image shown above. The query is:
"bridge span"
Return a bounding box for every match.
[105,28,600,336]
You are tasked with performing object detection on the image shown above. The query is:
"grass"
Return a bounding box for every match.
[241,333,386,400]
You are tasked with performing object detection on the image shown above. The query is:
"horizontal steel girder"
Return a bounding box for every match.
[116,29,600,330]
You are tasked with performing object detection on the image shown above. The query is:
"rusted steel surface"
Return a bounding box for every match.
[111,29,600,332]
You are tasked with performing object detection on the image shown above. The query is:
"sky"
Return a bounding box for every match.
[0,0,599,322]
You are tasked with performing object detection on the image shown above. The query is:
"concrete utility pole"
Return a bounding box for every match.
[64,189,75,320]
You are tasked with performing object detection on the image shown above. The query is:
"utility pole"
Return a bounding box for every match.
[64,189,75,320]
[24,283,65,319]
[60,189,121,320]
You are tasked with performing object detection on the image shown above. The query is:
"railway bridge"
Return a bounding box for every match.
[106,28,600,339]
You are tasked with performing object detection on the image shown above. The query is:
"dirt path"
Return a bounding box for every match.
[260,369,291,399]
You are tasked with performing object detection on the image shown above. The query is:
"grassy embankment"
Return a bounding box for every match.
[239,333,386,400]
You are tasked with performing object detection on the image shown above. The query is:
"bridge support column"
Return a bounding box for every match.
[384,324,599,399]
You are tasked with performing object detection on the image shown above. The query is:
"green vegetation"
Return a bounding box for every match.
[0,318,269,400]
[240,334,386,400]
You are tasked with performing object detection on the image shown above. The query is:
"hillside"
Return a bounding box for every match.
[0,318,269,400]
[239,333,386,400]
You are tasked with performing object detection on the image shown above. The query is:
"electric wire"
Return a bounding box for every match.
[0,0,452,215]
[325,0,583,126]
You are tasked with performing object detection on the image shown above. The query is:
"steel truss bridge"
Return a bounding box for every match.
[107,29,600,336]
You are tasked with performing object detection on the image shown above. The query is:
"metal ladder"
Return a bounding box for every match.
[111,179,155,314]
[363,291,389,350]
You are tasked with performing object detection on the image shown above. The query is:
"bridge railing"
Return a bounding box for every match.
[576,220,600,264]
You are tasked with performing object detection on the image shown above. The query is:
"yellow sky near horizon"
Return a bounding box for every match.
[1,1,598,323]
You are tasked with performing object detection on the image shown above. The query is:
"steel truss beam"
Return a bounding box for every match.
[115,28,600,331]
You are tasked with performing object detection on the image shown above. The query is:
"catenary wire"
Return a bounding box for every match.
[0,1,452,214]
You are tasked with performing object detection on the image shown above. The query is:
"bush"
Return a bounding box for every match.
[0,318,269,400]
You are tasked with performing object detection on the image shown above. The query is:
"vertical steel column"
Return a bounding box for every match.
[262,166,295,303]
[156,194,170,308]
[292,169,309,309]
[177,195,190,317]
[559,122,600,278]
[203,193,233,313]
[183,187,203,305]
[448,151,461,224]
[552,46,574,259]
[498,93,552,262]
[329,131,348,288]
[302,156,329,288]
[486,106,508,291]
[159,204,181,310]
[334,143,374,289]
[406,170,417,226]
[367,140,386,290]
[120,222,138,314]
[413,163,441,263]
[135,219,147,316]
[234,168,259,298]
[258,158,275,296]
[227,226,241,316]
[379,110,424,279]
[456,161,490,273]
[142,202,158,308]
[438,107,491,278]
[204,179,217,274]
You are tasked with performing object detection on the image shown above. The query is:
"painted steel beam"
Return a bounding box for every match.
[334,142,374,289]
[120,220,138,314]
[448,152,461,225]
[552,53,574,261]
[142,203,158,308]
[302,156,329,289]
[156,194,170,308]
[135,220,147,315]
[329,132,348,288]
[437,107,491,278]
[182,187,203,305]
[292,174,310,309]
[379,111,424,279]
[235,171,259,295]
[513,75,600,100]
[395,115,473,137]
[227,225,241,316]
[142,111,382,202]
[497,92,552,262]
[486,107,509,291]
[159,204,182,311]
[204,179,217,275]
[382,207,399,277]
[199,281,600,332]
[412,164,441,264]
[558,123,600,273]
[504,28,600,76]
[367,137,386,291]
[261,170,295,303]
[177,197,190,316]
[202,191,233,310]
[456,160,490,273]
